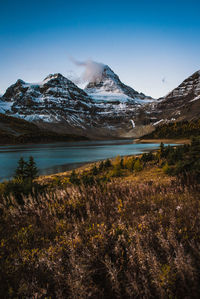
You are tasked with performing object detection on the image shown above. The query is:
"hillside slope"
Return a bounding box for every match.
[0,113,88,144]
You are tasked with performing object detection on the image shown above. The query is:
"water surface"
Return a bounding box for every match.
[0,140,175,181]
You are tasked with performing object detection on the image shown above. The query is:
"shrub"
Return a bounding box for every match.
[162,162,172,175]
[98,161,105,172]
[141,151,154,162]
[69,170,80,185]
[124,156,135,171]
[111,155,123,177]
[104,158,112,168]
[81,174,95,186]
[134,159,143,172]
[91,164,98,176]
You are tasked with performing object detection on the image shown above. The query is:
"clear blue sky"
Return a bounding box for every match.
[0,0,200,98]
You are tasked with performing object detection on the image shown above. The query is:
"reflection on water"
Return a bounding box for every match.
[0,140,175,181]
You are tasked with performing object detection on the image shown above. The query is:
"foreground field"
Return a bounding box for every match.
[0,143,200,298]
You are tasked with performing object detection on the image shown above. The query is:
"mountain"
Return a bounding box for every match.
[1,66,199,140]
[0,66,154,138]
[85,64,152,100]
[0,73,95,135]
[84,64,155,137]
[155,70,200,122]
[0,113,88,144]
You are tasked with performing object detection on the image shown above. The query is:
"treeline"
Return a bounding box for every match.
[161,138,200,183]
[143,119,200,139]
[68,156,144,187]
[67,138,200,187]
[1,137,199,201]
[0,131,89,144]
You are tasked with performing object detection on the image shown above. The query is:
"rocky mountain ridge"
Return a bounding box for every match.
[0,66,200,138]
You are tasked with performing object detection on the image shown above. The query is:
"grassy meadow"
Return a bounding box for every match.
[0,138,200,298]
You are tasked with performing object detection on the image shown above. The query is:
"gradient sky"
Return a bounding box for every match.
[0,0,200,98]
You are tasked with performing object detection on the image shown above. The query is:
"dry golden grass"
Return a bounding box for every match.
[37,155,173,188]
[1,175,199,298]
[1,142,198,297]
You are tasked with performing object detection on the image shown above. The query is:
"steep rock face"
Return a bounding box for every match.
[156,70,200,121]
[84,64,155,135]
[1,67,199,139]
[85,64,152,100]
[0,67,155,138]
[1,73,96,134]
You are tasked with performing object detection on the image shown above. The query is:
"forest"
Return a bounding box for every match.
[143,119,200,139]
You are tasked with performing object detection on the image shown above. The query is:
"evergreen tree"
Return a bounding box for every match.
[104,158,111,168]
[69,170,80,185]
[98,161,104,172]
[120,158,124,169]
[25,156,38,181]
[91,164,98,176]
[159,142,165,158]
[14,157,26,180]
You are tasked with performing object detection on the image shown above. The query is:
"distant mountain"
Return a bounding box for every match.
[0,66,199,140]
[0,73,95,134]
[0,66,154,138]
[85,64,152,100]
[84,64,155,137]
[0,113,88,144]
[156,70,200,122]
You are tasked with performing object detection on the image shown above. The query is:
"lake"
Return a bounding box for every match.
[0,140,175,181]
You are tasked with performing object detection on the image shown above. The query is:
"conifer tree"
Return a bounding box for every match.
[92,164,98,175]
[104,158,111,168]
[14,157,26,180]
[69,170,80,185]
[25,156,38,181]
[160,142,165,157]
[98,161,104,172]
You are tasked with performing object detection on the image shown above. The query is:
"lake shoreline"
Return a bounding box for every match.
[37,139,186,182]
[135,138,190,144]
[0,139,187,182]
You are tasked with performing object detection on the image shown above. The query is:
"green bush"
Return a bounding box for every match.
[69,170,80,185]
[91,164,98,176]
[104,158,112,168]
[134,159,143,172]
[141,151,154,162]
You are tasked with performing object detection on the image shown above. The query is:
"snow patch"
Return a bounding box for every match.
[0,101,13,113]
[130,120,135,128]
[190,95,200,102]
[153,119,164,126]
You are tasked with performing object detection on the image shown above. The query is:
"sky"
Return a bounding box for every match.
[0,0,200,98]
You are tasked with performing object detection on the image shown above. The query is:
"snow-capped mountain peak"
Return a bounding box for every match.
[0,73,94,127]
[164,70,200,99]
[85,64,123,93]
[84,64,153,102]
[2,67,199,139]
[43,73,72,85]
[155,69,200,122]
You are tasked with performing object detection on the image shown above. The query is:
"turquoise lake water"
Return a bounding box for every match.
[0,140,175,181]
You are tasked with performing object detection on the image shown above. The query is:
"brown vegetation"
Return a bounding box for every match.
[0,139,200,298]
[0,180,200,298]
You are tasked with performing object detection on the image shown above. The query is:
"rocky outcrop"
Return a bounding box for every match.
[156,70,200,121]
